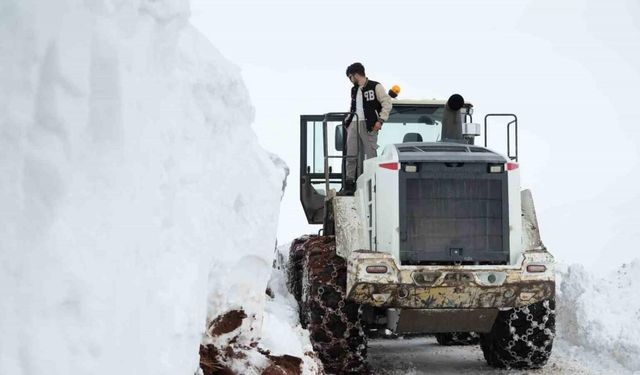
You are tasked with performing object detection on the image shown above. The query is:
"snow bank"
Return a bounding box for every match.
[557,260,640,373]
[262,245,321,374]
[0,1,290,374]
[199,244,322,374]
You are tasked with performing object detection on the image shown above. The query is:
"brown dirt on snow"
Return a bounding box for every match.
[200,308,303,375]
[208,309,247,337]
[261,354,303,375]
[199,344,235,375]
[200,343,303,375]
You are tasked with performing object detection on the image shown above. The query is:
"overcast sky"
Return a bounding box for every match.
[191,0,640,273]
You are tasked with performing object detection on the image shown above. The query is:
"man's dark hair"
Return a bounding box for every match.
[346,62,365,77]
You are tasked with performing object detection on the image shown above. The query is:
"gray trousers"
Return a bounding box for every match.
[346,120,378,180]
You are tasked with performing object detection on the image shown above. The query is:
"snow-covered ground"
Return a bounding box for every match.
[369,336,596,375]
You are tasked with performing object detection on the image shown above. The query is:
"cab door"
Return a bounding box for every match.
[299,114,345,224]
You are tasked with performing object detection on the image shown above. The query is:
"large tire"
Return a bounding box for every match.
[286,235,316,304]
[435,332,480,346]
[298,236,367,374]
[480,299,556,369]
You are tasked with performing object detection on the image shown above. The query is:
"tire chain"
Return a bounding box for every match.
[287,235,316,306]
[291,236,368,374]
[480,299,556,369]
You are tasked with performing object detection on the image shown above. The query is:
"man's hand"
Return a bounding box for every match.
[373,121,383,131]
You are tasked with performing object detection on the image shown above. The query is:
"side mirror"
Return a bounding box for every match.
[463,123,481,138]
[335,124,344,151]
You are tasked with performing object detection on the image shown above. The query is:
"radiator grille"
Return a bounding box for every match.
[402,177,506,264]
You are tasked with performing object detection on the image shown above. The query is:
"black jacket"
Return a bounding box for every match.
[345,79,384,132]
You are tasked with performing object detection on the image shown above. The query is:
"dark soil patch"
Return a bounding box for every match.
[261,354,303,375]
[199,344,234,375]
[208,309,247,337]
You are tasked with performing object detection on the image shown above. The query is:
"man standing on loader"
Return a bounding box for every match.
[342,62,393,195]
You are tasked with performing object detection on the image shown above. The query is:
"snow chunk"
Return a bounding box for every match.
[558,260,640,373]
[262,245,321,374]
[200,244,321,374]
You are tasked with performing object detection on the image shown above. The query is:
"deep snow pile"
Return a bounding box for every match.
[0,1,294,374]
[557,260,640,373]
[199,244,322,374]
[262,245,321,373]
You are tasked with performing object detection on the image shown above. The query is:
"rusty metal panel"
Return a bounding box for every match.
[387,308,499,334]
[349,280,555,309]
[346,249,555,310]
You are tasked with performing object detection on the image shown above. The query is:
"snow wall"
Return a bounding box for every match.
[0,1,291,374]
[558,260,640,373]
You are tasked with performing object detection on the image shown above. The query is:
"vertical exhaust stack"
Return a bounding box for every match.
[441,94,465,142]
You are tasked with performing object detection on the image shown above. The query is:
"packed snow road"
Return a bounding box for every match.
[368,336,596,375]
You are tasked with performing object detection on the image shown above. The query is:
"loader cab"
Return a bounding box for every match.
[300,99,519,229]
[299,100,476,224]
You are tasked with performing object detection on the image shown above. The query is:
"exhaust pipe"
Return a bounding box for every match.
[441,93,465,142]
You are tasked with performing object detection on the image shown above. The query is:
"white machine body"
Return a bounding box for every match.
[337,143,524,266]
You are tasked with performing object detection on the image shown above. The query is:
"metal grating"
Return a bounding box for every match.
[397,144,498,155]
[397,146,421,153]
[402,177,506,264]
[417,145,468,152]
[469,147,492,153]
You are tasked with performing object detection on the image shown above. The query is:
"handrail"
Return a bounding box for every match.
[323,112,359,196]
[484,113,518,162]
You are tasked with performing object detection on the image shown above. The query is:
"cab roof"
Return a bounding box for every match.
[391,99,474,107]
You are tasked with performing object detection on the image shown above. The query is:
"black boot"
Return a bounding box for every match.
[337,180,356,196]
